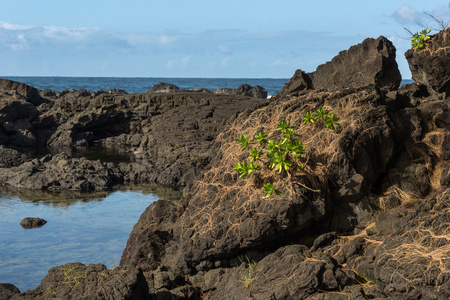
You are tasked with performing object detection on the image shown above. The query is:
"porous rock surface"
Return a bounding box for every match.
[405,27,450,96]
[281,36,402,96]
[10,263,148,300]
[310,36,402,92]
[0,283,20,300]
[5,30,450,299]
[0,86,265,190]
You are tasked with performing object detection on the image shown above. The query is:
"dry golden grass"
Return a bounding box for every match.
[177,87,400,251]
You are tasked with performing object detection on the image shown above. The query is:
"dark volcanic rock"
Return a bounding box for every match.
[191,245,352,300]
[347,187,450,299]
[187,87,212,93]
[0,146,29,167]
[0,153,159,192]
[214,84,268,98]
[278,69,313,97]
[405,27,450,96]
[236,84,268,99]
[0,283,20,300]
[149,82,182,93]
[9,30,450,298]
[12,263,148,300]
[309,36,401,91]
[0,79,41,104]
[120,200,178,272]
[0,89,263,190]
[120,85,407,296]
[20,217,47,229]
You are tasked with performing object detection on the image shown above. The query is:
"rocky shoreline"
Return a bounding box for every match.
[1,28,450,299]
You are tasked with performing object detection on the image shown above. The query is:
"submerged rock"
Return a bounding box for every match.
[20,217,47,229]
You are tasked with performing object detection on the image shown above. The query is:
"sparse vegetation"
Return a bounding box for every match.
[410,29,431,50]
[233,107,339,197]
[239,257,258,289]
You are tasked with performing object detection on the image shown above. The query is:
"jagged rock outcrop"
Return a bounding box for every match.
[309,36,401,92]
[0,79,41,104]
[278,36,401,98]
[405,27,450,96]
[0,83,265,189]
[0,86,39,149]
[278,69,313,97]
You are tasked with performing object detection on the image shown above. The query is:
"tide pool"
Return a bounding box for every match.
[0,185,181,292]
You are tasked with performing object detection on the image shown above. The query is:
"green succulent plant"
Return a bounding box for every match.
[233,107,339,197]
[411,29,431,50]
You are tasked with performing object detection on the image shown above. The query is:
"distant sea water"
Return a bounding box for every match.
[2,77,290,98]
[2,76,415,98]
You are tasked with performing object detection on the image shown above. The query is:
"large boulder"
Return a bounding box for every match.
[235,84,268,99]
[309,36,401,91]
[214,84,268,98]
[405,27,450,96]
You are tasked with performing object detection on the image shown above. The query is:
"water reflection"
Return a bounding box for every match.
[0,184,182,207]
[0,184,182,292]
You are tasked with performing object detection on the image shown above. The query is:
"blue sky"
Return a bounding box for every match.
[1,1,449,79]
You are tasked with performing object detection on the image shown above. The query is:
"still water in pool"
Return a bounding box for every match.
[0,185,181,292]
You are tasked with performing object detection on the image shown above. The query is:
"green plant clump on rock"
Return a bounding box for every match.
[411,29,431,50]
[233,107,339,197]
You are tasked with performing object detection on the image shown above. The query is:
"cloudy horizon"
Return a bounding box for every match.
[1,1,449,79]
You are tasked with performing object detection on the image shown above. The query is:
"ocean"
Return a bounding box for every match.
[2,76,290,98]
[1,76,416,99]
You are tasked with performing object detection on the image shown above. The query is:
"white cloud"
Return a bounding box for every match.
[271,58,287,67]
[217,45,231,54]
[393,5,417,24]
[9,34,29,51]
[0,21,33,30]
[166,55,192,68]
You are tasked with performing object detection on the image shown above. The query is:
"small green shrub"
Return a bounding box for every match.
[233,107,339,197]
[411,29,431,49]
